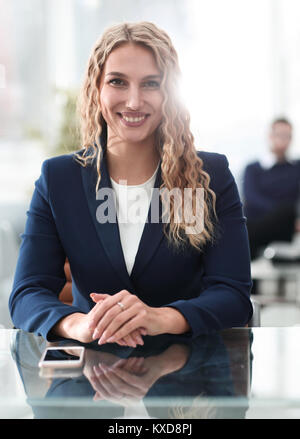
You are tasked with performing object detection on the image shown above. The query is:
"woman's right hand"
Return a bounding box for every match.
[51,311,95,343]
[52,294,146,347]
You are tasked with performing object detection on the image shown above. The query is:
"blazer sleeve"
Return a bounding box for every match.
[165,154,253,336]
[8,159,82,340]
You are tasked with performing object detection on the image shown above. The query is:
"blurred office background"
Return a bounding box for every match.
[1,0,300,327]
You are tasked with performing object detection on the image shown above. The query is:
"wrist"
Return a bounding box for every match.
[158,307,190,335]
[52,312,85,340]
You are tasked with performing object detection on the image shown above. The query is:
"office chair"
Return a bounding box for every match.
[248,298,261,327]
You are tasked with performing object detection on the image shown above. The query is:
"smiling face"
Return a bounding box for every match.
[99,43,164,147]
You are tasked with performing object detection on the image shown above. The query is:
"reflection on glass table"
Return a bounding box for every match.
[4,327,300,419]
[7,328,252,419]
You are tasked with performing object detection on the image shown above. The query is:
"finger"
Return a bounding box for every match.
[96,364,125,399]
[89,367,105,394]
[90,293,110,303]
[100,311,147,345]
[92,366,114,400]
[87,297,116,332]
[87,300,104,330]
[108,365,148,393]
[119,330,145,347]
[93,391,104,401]
[91,307,117,339]
[139,327,148,336]
[100,363,145,398]
[121,334,137,348]
[127,357,146,374]
[88,290,129,332]
[112,359,127,369]
[93,365,119,397]
[96,299,142,342]
[119,357,148,375]
[92,302,128,340]
[120,357,141,372]
[113,337,130,346]
[131,329,145,346]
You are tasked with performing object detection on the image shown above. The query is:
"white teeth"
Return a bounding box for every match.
[122,115,146,122]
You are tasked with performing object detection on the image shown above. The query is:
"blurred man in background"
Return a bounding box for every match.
[243,117,300,261]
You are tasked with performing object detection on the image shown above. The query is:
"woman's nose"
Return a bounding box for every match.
[126,86,143,110]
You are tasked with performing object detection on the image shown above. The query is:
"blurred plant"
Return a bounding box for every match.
[52,88,81,156]
[23,126,45,142]
[23,88,82,156]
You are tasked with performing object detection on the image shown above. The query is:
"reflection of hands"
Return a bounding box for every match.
[91,358,150,405]
[83,344,190,406]
[83,349,125,378]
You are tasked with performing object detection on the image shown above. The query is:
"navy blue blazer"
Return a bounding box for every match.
[243,159,300,221]
[9,147,253,340]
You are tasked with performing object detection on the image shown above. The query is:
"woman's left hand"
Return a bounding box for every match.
[88,290,190,345]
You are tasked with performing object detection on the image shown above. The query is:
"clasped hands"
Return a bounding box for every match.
[87,289,190,347]
[87,289,170,348]
[58,289,190,346]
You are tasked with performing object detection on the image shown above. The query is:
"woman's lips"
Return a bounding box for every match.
[118,112,149,127]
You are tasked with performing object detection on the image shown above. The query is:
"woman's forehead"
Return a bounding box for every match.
[104,43,161,76]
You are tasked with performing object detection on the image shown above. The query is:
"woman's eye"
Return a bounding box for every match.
[108,78,160,88]
[143,80,160,88]
[108,78,125,86]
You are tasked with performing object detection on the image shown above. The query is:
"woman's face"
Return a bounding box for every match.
[99,43,164,146]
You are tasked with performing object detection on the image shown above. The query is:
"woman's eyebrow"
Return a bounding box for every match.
[105,71,162,79]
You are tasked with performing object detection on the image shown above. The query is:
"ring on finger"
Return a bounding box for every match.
[117,301,125,311]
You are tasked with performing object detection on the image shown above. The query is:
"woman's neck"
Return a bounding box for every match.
[106,139,160,185]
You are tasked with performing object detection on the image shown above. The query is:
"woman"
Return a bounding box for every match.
[9,22,252,347]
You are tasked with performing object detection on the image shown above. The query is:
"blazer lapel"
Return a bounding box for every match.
[80,148,135,292]
[80,136,166,287]
[130,164,165,279]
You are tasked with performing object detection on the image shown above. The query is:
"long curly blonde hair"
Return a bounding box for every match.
[75,21,217,251]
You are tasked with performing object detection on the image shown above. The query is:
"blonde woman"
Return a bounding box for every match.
[9,22,252,347]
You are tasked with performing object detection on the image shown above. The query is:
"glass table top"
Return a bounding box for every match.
[2,327,300,419]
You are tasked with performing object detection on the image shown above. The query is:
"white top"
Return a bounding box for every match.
[110,163,159,276]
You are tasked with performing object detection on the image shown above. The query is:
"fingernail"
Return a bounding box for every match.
[92,329,99,339]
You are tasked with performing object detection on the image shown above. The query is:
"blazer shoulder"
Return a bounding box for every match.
[196,150,229,175]
[35,150,86,198]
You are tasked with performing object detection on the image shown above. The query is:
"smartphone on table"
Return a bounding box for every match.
[38,346,85,368]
